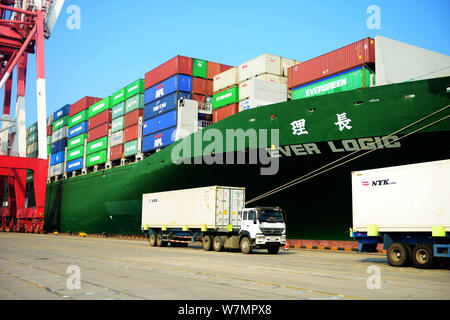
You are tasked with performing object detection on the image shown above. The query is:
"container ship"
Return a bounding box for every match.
[7,36,450,241]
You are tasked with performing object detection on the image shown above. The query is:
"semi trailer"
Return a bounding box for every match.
[351,160,449,268]
[141,186,287,254]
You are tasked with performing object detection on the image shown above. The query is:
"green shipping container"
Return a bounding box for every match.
[68,133,87,150]
[88,96,112,119]
[125,94,144,113]
[192,58,207,79]
[292,66,374,100]
[68,110,87,128]
[213,86,239,110]
[53,115,68,131]
[126,79,145,99]
[47,135,52,145]
[112,88,126,106]
[112,102,125,120]
[112,116,124,133]
[86,150,107,167]
[67,145,84,162]
[87,136,108,155]
[28,122,38,135]
[47,145,51,156]
[27,132,38,145]
[124,140,138,157]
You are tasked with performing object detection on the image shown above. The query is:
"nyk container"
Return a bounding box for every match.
[192,58,207,79]
[87,136,108,155]
[88,96,112,119]
[126,79,145,99]
[112,102,125,119]
[145,55,193,90]
[68,121,88,139]
[50,150,65,166]
[124,140,138,157]
[213,67,238,93]
[86,150,107,167]
[112,88,126,106]
[67,145,84,162]
[53,104,70,121]
[111,130,124,147]
[87,123,111,143]
[238,54,282,82]
[69,97,102,117]
[66,158,83,173]
[144,91,191,120]
[125,109,143,128]
[143,110,176,137]
[213,86,239,110]
[291,66,374,100]
[213,103,239,123]
[111,116,125,133]
[144,74,192,105]
[142,127,177,152]
[288,37,375,89]
[68,110,87,128]
[67,133,87,150]
[88,109,112,130]
[110,144,124,161]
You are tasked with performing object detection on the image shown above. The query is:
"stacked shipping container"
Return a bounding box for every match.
[86,97,112,168]
[26,122,38,158]
[288,37,375,99]
[49,104,70,177]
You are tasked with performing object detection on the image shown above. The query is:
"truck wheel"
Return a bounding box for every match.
[387,243,410,267]
[240,237,252,254]
[213,236,223,252]
[267,245,280,254]
[149,233,156,247]
[156,234,167,247]
[202,234,213,251]
[412,244,435,269]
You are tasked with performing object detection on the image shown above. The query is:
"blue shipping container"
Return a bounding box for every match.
[50,150,65,166]
[144,91,191,121]
[66,157,83,173]
[143,110,177,137]
[142,127,177,153]
[53,104,71,121]
[68,121,88,139]
[51,138,67,154]
[144,74,192,105]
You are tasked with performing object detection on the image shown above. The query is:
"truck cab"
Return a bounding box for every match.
[239,207,287,254]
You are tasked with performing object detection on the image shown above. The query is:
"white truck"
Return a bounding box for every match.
[141,186,287,254]
[351,160,450,268]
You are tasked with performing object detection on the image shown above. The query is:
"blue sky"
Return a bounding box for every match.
[1,0,449,127]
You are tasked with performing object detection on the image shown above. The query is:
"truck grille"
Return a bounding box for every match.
[260,228,283,236]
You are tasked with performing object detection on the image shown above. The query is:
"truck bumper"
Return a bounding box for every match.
[255,235,286,247]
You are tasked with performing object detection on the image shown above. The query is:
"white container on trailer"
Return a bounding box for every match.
[352,160,450,233]
[141,186,245,230]
[238,54,281,82]
[213,67,239,93]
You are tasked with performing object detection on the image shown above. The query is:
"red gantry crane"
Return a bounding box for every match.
[0,0,63,233]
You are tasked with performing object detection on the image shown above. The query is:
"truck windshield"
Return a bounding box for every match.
[258,211,284,223]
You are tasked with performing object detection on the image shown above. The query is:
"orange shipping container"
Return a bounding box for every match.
[110,144,124,161]
[213,103,239,123]
[192,77,207,95]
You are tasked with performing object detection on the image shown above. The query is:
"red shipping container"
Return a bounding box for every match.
[87,123,110,143]
[192,77,207,95]
[145,55,192,90]
[288,37,375,89]
[124,124,139,143]
[192,94,206,108]
[206,79,213,96]
[220,64,233,72]
[69,96,102,117]
[110,144,124,161]
[125,109,143,128]
[206,61,221,79]
[47,125,52,136]
[213,103,239,123]
[88,109,112,130]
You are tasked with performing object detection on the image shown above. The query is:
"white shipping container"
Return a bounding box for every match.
[255,73,288,85]
[238,54,281,82]
[352,160,450,233]
[50,163,64,177]
[51,127,68,143]
[239,75,288,101]
[141,186,245,229]
[250,78,287,103]
[281,58,299,77]
[239,98,281,112]
[111,130,124,147]
[213,67,239,93]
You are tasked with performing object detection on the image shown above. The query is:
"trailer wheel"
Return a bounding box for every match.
[156,234,167,247]
[412,244,435,269]
[387,243,410,267]
[213,236,223,252]
[240,237,252,254]
[149,233,156,247]
[202,234,213,251]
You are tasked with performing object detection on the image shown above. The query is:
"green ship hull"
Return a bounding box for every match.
[44,77,450,240]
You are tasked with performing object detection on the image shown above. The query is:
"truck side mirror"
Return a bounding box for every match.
[253,214,257,224]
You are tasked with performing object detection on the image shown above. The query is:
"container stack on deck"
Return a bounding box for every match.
[46,116,53,157]
[288,37,376,100]
[49,105,70,177]
[26,122,38,158]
